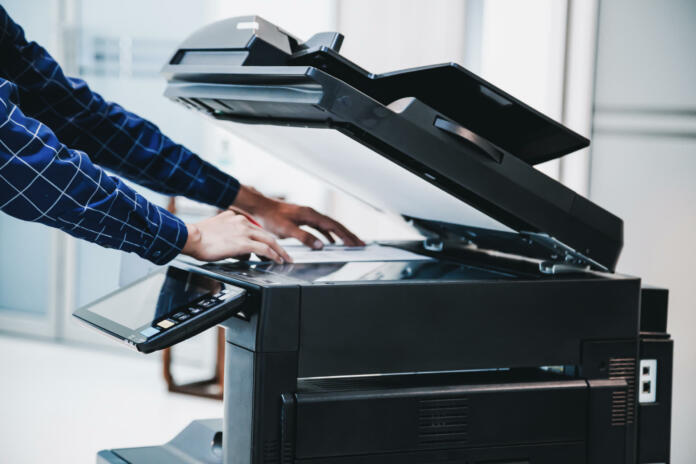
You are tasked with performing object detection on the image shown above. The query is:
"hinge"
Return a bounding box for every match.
[539,261,591,275]
[523,231,608,273]
[423,237,444,252]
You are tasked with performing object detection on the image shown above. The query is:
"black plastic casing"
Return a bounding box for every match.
[638,287,673,464]
[168,255,649,464]
[89,256,672,464]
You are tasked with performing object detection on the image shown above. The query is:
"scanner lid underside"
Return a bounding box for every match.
[162,16,623,271]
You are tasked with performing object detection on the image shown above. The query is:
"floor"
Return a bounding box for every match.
[0,335,223,463]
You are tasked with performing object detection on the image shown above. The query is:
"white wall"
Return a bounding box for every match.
[337,0,467,74]
[590,0,696,462]
[475,0,569,179]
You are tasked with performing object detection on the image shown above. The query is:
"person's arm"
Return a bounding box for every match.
[0,79,289,265]
[0,6,363,250]
[0,6,239,211]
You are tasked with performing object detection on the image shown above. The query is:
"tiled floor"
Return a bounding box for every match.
[0,335,223,463]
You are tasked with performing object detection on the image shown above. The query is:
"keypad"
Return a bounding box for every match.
[213,289,230,300]
[174,313,191,322]
[198,298,218,308]
[140,326,160,337]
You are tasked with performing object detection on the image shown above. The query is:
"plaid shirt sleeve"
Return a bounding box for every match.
[0,6,242,264]
[0,79,187,265]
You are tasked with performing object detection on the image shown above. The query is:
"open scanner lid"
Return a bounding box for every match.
[162,16,623,272]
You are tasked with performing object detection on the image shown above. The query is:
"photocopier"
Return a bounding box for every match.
[81,16,673,464]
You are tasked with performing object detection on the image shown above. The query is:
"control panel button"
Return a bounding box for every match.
[175,313,191,322]
[157,319,176,329]
[212,289,229,299]
[140,326,160,337]
[188,306,202,315]
[172,312,187,319]
[198,299,218,308]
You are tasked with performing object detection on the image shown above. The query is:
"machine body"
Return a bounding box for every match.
[87,15,673,464]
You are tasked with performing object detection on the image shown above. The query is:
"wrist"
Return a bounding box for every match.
[182,223,202,256]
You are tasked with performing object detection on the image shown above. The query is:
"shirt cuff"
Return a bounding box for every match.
[213,175,240,210]
[141,206,189,265]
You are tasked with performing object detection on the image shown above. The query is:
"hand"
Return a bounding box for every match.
[182,210,292,263]
[232,186,365,250]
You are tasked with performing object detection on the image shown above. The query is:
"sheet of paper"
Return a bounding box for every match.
[261,243,432,263]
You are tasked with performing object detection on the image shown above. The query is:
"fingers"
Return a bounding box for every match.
[299,207,365,247]
[233,214,291,263]
[248,229,293,263]
[324,221,364,247]
[287,226,324,250]
[245,240,284,264]
[315,228,336,244]
[227,204,363,258]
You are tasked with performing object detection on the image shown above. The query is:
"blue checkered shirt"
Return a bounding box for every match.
[0,6,240,264]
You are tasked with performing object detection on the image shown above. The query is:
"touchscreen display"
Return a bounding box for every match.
[83,267,222,332]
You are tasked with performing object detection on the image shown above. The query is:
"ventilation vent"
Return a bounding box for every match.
[281,440,293,464]
[608,357,636,426]
[417,396,469,448]
[611,390,628,426]
[263,440,279,463]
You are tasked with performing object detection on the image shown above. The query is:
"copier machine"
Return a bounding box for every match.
[83,16,673,464]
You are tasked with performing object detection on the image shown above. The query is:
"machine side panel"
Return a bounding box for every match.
[582,340,641,464]
[638,337,673,463]
[586,379,630,464]
[214,342,302,464]
[223,286,300,353]
[224,343,255,464]
[298,278,640,377]
[255,286,300,352]
[251,351,299,464]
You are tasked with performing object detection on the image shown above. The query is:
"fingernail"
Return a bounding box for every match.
[313,240,323,249]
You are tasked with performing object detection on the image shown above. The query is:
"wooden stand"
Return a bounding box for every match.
[162,327,225,400]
